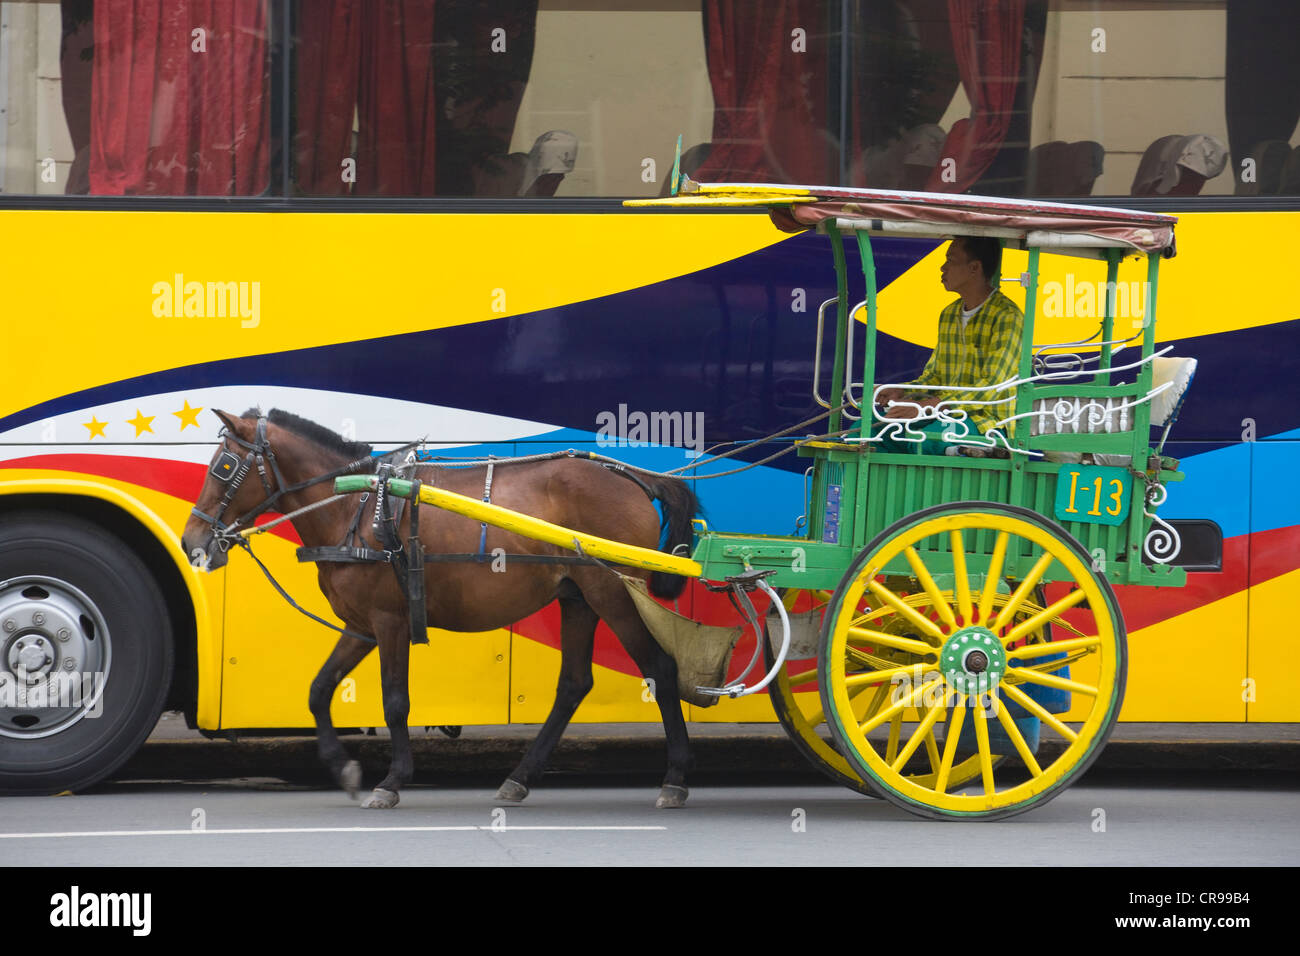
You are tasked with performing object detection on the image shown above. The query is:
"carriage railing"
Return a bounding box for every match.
[855,344,1176,455]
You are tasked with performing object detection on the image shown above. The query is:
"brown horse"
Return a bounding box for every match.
[180,408,700,809]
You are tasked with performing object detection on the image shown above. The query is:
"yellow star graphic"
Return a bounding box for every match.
[173,400,203,431]
[83,416,108,440]
[126,409,155,437]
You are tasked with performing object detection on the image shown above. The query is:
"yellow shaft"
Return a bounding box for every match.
[378,476,702,578]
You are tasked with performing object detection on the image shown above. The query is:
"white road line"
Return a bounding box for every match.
[0,825,666,839]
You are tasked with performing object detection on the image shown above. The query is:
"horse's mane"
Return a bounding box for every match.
[242,407,374,463]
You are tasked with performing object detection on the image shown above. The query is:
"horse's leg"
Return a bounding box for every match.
[309,632,375,798]
[361,615,413,809]
[495,589,599,804]
[577,574,692,809]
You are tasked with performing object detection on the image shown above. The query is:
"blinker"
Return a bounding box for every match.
[212,452,241,481]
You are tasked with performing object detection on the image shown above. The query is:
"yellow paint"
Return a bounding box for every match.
[173,401,203,430]
[0,471,222,728]
[509,634,663,723]
[1,210,789,419]
[1246,570,1300,721]
[218,530,511,728]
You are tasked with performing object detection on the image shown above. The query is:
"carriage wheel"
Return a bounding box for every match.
[765,589,997,795]
[819,502,1126,821]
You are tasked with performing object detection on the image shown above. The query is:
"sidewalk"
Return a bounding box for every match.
[121,713,1300,783]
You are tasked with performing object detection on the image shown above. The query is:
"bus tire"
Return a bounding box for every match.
[0,510,174,795]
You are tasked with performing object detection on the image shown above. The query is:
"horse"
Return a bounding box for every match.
[180,408,701,810]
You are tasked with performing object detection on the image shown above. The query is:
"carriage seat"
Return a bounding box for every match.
[1030,356,1197,464]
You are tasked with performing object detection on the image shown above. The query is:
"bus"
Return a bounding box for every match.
[1,0,1296,795]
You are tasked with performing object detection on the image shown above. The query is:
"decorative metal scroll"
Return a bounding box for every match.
[1141,483,1182,565]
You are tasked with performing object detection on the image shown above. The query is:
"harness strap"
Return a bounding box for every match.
[405,479,428,645]
[296,545,394,564]
[477,461,495,557]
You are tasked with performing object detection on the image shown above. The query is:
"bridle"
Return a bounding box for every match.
[191,416,378,553]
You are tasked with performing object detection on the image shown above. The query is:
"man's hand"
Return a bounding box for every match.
[883,393,942,418]
[875,386,906,405]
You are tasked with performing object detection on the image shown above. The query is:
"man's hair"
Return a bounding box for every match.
[954,236,1002,283]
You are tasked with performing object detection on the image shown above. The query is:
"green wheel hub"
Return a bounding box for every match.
[941,626,1005,697]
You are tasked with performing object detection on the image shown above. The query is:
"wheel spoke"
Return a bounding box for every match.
[977,531,1009,625]
[1005,666,1098,697]
[1008,635,1101,661]
[993,691,1043,776]
[859,677,943,734]
[934,693,968,793]
[864,579,946,642]
[892,698,947,773]
[923,726,942,771]
[972,695,996,795]
[1000,682,1079,742]
[844,664,933,688]
[991,552,1055,633]
[847,626,938,658]
[903,546,957,631]
[885,714,902,765]
[786,665,819,689]
[949,529,973,626]
[1001,588,1088,647]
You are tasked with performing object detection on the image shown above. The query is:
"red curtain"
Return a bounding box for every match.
[356,1,437,196]
[924,0,1025,192]
[694,0,831,184]
[295,0,437,196]
[89,0,269,196]
[294,0,363,195]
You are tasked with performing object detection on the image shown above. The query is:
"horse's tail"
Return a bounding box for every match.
[642,474,700,600]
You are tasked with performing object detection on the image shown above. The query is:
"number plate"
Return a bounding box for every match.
[1054,465,1131,526]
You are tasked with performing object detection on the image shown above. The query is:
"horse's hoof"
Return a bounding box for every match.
[340,760,361,799]
[360,788,399,809]
[655,784,689,809]
[494,779,529,804]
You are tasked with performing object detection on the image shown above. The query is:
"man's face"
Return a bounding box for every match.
[941,241,981,292]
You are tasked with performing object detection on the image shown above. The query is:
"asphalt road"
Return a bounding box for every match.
[4,773,1296,866]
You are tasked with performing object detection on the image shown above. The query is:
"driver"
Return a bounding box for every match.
[874,236,1024,453]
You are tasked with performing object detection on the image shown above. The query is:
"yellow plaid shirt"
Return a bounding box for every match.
[908,289,1024,436]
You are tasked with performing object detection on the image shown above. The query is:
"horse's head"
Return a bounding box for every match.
[181,410,287,572]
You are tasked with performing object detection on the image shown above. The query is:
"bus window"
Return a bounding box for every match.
[845,0,1300,200]
[290,0,841,198]
[0,0,271,197]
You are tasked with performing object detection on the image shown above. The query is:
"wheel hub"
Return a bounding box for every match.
[941,626,1006,696]
[0,577,110,739]
[10,634,55,681]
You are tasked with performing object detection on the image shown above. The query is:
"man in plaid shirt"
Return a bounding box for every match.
[876,236,1023,452]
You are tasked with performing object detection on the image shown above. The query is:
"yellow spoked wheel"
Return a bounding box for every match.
[765,589,999,795]
[819,502,1126,821]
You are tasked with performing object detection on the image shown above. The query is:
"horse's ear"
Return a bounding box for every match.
[212,409,247,437]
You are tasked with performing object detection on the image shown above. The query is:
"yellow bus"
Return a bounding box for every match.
[2,0,1297,794]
